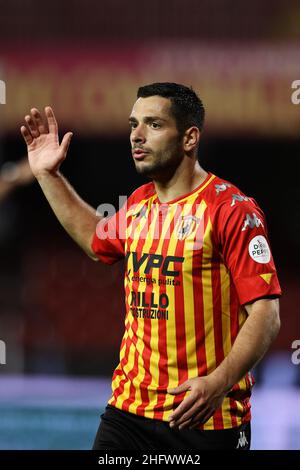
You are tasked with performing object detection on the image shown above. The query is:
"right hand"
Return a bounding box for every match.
[20,106,73,179]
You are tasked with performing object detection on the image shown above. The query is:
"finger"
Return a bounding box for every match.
[178,418,193,430]
[25,114,40,138]
[31,108,48,134]
[178,414,205,431]
[168,382,191,395]
[171,401,205,428]
[60,132,73,155]
[189,408,213,429]
[179,407,212,430]
[20,125,33,146]
[45,106,58,134]
[169,393,197,423]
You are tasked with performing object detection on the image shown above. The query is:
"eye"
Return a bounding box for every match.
[151,122,161,129]
[129,122,137,129]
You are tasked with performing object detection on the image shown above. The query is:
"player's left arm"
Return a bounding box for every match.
[223,297,281,387]
[168,297,280,430]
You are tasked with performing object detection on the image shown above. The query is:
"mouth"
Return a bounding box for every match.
[132,149,150,160]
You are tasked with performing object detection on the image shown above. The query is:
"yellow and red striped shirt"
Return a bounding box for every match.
[92,173,281,429]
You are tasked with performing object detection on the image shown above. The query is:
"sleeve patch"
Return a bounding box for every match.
[248,236,271,264]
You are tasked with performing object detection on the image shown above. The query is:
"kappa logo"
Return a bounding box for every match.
[241,213,264,231]
[236,431,248,449]
[215,182,231,195]
[231,193,253,207]
[176,215,201,240]
[132,206,148,219]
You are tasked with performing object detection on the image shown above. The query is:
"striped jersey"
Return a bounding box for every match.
[92,172,281,430]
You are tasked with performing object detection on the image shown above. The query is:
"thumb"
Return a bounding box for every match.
[167,381,191,395]
[60,132,73,155]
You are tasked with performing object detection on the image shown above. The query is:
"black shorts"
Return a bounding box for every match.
[92,404,251,451]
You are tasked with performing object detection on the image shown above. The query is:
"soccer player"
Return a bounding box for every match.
[20,83,281,450]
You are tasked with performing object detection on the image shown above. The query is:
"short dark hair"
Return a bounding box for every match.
[137,82,205,135]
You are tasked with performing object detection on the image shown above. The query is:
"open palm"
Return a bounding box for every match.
[20,107,73,177]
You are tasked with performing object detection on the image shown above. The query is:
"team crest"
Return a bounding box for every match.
[176,215,201,240]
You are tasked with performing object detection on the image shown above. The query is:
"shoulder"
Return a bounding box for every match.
[205,174,252,205]
[203,176,267,241]
[204,174,263,217]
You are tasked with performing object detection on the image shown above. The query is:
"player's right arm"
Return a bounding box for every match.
[20,106,100,260]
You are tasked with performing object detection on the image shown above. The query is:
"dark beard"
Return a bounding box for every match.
[134,158,170,179]
[134,144,184,181]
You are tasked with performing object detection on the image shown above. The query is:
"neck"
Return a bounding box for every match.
[153,157,208,203]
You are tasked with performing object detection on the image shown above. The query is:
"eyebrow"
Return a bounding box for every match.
[128,116,167,123]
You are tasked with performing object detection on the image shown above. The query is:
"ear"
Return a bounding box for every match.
[183,127,200,153]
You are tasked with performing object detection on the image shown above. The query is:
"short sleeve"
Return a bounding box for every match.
[214,200,282,305]
[91,201,127,265]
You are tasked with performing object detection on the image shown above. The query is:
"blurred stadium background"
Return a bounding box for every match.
[0,0,300,449]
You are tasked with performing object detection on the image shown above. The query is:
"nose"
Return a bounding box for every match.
[131,124,146,145]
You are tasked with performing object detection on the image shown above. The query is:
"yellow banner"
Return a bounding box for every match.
[1,43,299,137]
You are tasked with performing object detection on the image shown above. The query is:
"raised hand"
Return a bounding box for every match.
[20,107,73,178]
